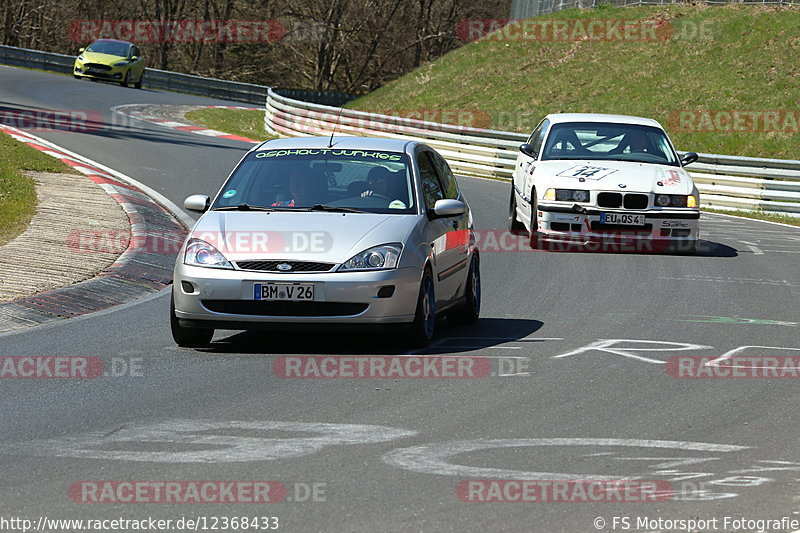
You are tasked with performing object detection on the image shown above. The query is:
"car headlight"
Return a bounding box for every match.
[339,244,402,271]
[183,238,233,269]
[655,194,691,208]
[113,61,129,66]
[545,189,590,202]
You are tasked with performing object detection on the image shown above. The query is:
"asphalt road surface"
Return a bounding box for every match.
[2,66,800,533]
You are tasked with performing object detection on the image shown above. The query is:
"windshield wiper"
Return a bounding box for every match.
[213,204,292,212]
[606,157,668,165]
[306,204,368,213]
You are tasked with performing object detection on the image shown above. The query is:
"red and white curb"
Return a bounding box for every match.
[0,123,187,268]
[113,103,261,143]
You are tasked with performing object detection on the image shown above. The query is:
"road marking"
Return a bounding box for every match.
[383,438,749,480]
[738,240,764,255]
[553,339,711,365]
[8,420,417,463]
[706,346,800,367]
[704,211,800,230]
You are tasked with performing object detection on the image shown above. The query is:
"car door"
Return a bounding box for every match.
[428,150,471,303]
[131,45,144,78]
[417,149,463,307]
[516,118,549,228]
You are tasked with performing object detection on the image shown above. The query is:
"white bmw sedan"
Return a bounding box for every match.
[171,137,479,348]
[509,113,700,252]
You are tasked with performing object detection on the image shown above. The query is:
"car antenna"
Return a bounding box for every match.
[328,106,344,148]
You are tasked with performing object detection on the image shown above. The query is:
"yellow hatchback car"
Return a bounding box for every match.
[74,39,145,88]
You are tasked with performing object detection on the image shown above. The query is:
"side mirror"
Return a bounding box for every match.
[78,47,85,54]
[184,194,210,213]
[519,143,537,158]
[680,152,699,166]
[131,56,139,61]
[431,199,467,218]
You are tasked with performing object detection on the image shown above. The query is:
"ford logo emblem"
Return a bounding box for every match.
[618,183,627,188]
[276,263,293,271]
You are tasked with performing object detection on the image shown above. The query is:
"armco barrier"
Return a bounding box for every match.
[265,89,800,217]
[0,44,355,106]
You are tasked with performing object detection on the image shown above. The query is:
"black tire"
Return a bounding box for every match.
[529,188,542,249]
[448,254,481,325]
[408,269,436,347]
[134,70,144,89]
[121,70,130,87]
[508,185,525,233]
[73,74,81,79]
[170,292,214,347]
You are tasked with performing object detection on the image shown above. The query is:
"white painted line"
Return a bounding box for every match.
[157,120,186,128]
[383,438,749,480]
[448,337,564,341]
[192,129,227,136]
[706,345,800,367]
[704,210,800,230]
[739,240,765,255]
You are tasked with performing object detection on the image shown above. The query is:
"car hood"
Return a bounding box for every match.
[536,160,695,195]
[79,51,126,65]
[189,211,418,263]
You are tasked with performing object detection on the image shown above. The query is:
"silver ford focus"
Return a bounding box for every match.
[171,137,480,348]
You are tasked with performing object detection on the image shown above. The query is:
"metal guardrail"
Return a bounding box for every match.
[0,44,356,106]
[265,89,800,216]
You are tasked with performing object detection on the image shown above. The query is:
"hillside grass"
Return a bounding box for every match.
[184,108,275,142]
[347,4,800,159]
[0,135,77,245]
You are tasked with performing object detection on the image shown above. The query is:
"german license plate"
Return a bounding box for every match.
[254,283,314,301]
[601,213,645,226]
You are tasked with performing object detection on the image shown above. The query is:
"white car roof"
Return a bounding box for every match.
[544,113,664,129]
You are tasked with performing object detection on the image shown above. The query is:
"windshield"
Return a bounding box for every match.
[212,148,416,214]
[86,41,130,57]
[542,122,679,166]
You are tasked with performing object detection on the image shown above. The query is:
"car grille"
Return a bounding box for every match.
[84,63,112,71]
[623,194,649,209]
[550,222,582,232]
[201,300,368,317]
[597,193,623,208]
[596,193,649,209]
[235,260,335,273]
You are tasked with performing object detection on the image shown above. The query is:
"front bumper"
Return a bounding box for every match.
[173,263,423,328]
[74,62,126,81]
[537,204,700,241]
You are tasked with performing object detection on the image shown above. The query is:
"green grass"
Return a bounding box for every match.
[184,108,275,141]
[0,135,76,245]
[702,207,800,226]
[347,4,800,159]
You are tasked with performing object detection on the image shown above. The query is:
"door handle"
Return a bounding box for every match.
[451,220,459,230]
